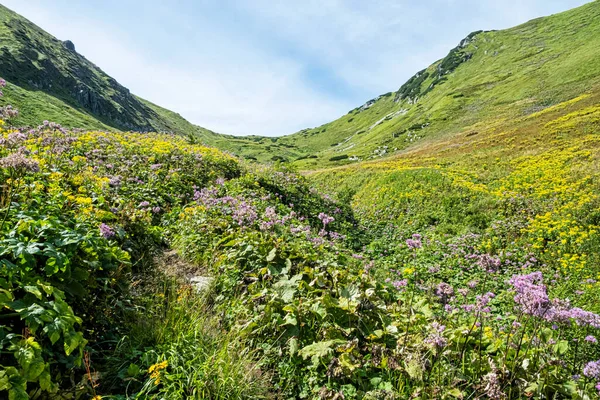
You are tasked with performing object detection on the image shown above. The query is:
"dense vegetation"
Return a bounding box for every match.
[2,55,600,398]
[2,1,600,399]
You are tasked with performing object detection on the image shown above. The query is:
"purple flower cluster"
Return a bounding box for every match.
[99,223,116,239]
[0,152,39,173]
[584,360,600,379]
[435,282,454,305]
[0,105,19,120]
[509,272,600,328]
[462,292,495,314]
[477,254,501,273]
[392,279,408,290]
[318,212,334,227]
[424,322,447,348]
[406,233,422,250]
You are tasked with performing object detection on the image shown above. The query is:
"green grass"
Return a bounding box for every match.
[214,0,600,168]
[103,279,271,399]
[0,4,221,142]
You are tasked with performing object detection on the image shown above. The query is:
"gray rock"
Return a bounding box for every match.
[189,276,213,292]
[63,40,76,52]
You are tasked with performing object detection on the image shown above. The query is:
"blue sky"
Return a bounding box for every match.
[1,0,592,136]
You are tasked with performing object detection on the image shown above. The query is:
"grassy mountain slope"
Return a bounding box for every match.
[0,4,220,144]
[225,0,600,166]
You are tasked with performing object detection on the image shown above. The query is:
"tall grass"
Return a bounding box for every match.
[102,277,272,399]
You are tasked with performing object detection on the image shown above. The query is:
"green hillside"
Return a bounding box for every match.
[0,4,221,144]
[4,2,600,398]
[224,0,600,166]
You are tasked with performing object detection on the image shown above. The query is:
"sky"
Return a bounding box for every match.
[0,0,592,136]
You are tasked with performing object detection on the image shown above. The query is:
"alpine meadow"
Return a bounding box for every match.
[2,1,600,399]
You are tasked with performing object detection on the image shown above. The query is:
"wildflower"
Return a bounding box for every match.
[148,360,168,385]
[318,212,334,226]
[482,361,506,400]
[139,201,150,208]
[583,360,600,379]
[435,282,454,297]
[477,254,501,273]
[467,280,478,289]
[585,335,598,343]
[109,176,122,187]
[152,206,161,214]
[509,272,550,318]
[424,322,447,348]
[406,234,422,250]
[392,279,408,289]
[99,223,115,239]
[0,152,40,173]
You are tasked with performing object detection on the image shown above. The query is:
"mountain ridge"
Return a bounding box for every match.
[0,2,599,168]
[0,3,222,144]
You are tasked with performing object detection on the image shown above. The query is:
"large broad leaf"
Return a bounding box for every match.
[273,274,303,303]
[266,247,277,262]
[298,339,345,363]
[63,330,86,356]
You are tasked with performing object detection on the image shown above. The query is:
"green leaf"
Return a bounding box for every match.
[23,361,45,381]
[38,368,52,391]
[23,285,43,300]
[298,339,345,361]
[63,331,86,356]
[43,321,61,344]
[553,340,569,355]
[126,363,141,377]
[445,388,464,399]
[288,338,298,356]
[266,247,277,262]
[0,368,14,391]
[8,386,28,400]
[0,288,14,305]
[283,313,297,326]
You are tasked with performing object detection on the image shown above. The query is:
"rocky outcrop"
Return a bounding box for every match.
[394,30,485,103]
[63,40,75,52]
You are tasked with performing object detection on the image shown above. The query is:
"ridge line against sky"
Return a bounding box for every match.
[0,0,592,136]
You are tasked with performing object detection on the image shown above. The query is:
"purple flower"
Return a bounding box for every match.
[510,272,600,328]
[509,272,550,318]
[139,201,150,208]
[435,282,454,305]
[318,212,334,226]
[405,233,423,250]
[585,335,598,344]
[0,152,39,173]
[583,360,600,379]
[99,223,115,239]
[152,206,161,214]
[392,279,408,289]
[109,176,122,187]
[477,254,501,273]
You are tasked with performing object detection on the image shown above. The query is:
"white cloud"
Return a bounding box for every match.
[0,0,592,136]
